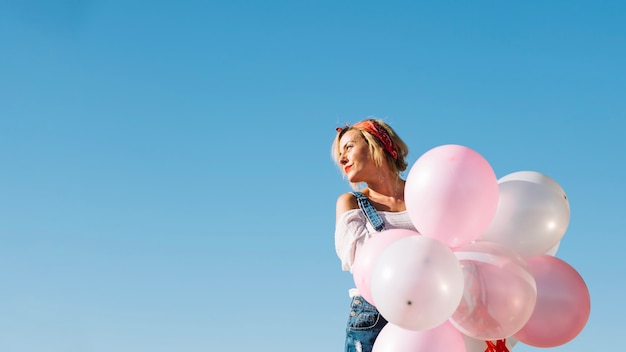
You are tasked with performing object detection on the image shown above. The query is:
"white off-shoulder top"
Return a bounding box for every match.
[335,209,419,274]
[335,209,418,297]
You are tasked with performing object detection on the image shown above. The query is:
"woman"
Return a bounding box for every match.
[331,118,418,352]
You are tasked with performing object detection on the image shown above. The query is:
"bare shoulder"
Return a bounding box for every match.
[335,192,359,222]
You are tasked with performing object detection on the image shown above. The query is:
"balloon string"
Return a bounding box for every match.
[484,339,509,352]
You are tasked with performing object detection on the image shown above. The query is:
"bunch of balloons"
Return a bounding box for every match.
[351,144,590,352]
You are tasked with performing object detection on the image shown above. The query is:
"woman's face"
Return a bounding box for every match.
[338,129,375,183]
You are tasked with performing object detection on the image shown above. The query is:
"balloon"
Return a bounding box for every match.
[480,171,570,258]
[373,322,466,352]
[514,255,590,347]
[370,236,464,331]
[498,171,569,200]
[451,241,537,340]
[352,229,420,305]
[462,334,518,352]
[405,144,499,248]
[545,241,560,256]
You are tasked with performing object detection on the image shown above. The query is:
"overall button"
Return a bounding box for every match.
[350,311,357,316]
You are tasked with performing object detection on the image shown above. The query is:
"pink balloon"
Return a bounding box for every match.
[451,241,537,340]
[514,255,591,347]
[373,322,465,352]
[370,236,464,331]
[405,144,499,248]
[352,229,420,305]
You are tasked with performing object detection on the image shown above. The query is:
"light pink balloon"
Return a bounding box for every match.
[451,241,537,340]
[405,144,499,248]
[373,322,466,352]
[370,236,464,331]
[514,255,590,347]
[352,229,420,305]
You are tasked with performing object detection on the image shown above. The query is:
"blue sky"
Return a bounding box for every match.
[1,1,624,351]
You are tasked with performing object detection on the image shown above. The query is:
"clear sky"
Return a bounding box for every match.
[1,1,624,351]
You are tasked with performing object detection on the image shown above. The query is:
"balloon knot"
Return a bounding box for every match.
[484,339,509,352]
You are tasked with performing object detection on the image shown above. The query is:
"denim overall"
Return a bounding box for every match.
[345,192,387,352]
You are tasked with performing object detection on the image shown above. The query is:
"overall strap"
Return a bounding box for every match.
[351,191,385,232]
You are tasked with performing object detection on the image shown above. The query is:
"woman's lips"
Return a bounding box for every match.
[344,165,352,172]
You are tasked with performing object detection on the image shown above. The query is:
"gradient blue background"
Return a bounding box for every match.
[1,1,624,351]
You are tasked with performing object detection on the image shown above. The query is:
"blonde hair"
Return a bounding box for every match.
[331,118,409,187]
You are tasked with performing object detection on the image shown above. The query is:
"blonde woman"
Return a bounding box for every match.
[332,119,417,352]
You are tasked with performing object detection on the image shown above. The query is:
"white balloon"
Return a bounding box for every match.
[498,171,569,207]
[480,171,570,258]
[545,241,560,256]
[370,236,464,331]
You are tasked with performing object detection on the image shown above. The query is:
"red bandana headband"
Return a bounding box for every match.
[336,120,399,160]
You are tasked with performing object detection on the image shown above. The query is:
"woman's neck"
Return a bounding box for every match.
[366,177,405,200]
[362,177,406,212]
